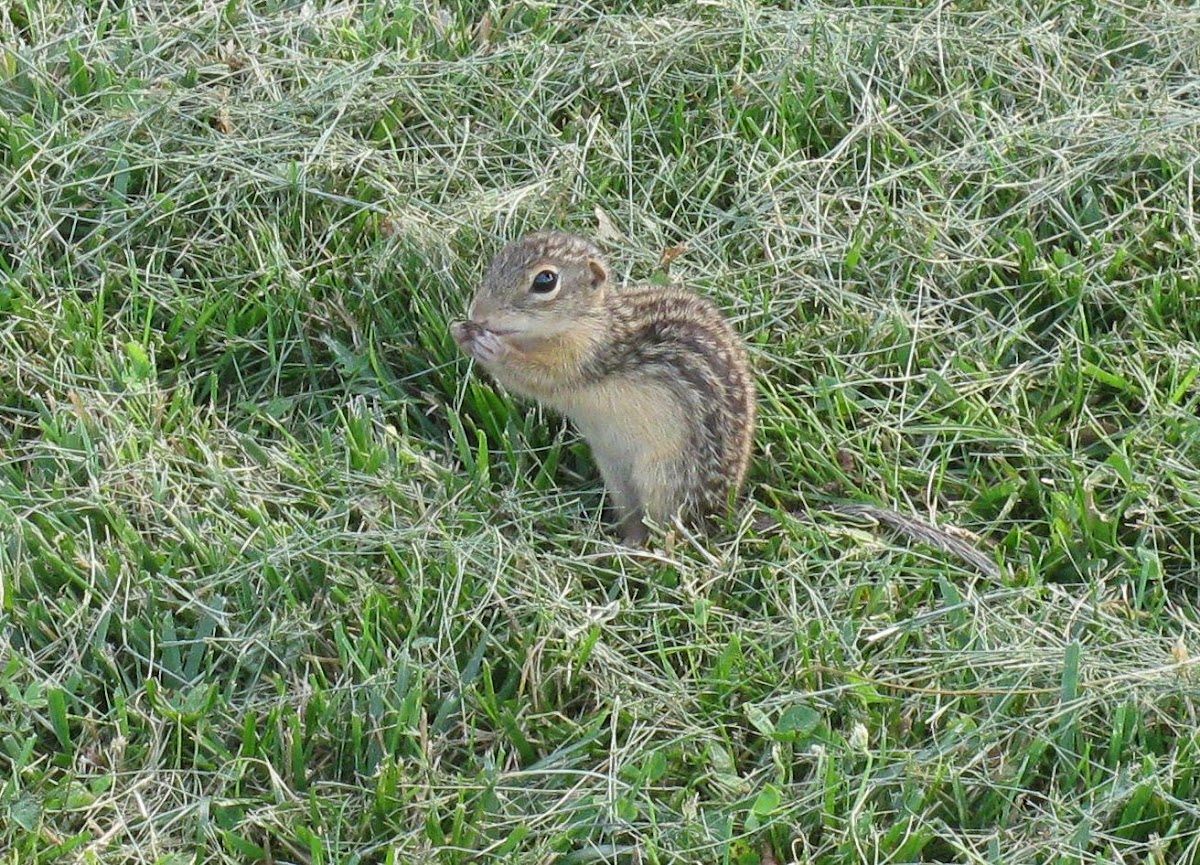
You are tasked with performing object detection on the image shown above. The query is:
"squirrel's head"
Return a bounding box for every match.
[466,232,610,338]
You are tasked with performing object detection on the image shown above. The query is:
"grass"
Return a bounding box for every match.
[2,0,1200,862]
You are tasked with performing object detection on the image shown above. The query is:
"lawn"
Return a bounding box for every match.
[2,1,1200,862]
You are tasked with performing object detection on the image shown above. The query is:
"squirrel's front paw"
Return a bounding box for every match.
[451,320,479,351]
[451,321,508,364]
[470,328,509,364]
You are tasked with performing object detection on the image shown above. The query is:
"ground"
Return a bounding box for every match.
[2,1,1200,863]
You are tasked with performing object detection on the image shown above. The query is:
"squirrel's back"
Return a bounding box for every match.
[587,286,756,516]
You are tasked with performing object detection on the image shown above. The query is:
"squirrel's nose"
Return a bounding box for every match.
[467,296,496,328]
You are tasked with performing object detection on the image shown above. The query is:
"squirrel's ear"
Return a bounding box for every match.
[587,258,608,289]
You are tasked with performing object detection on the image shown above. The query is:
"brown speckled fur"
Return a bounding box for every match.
[452,231,755,543]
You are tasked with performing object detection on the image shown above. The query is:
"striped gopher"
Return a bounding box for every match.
[451,231,754,544]
[451,231,1000,577]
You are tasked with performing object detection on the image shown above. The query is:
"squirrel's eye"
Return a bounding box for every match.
[530,270,558,294]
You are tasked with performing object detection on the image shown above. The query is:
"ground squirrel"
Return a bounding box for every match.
[451,231,1000,576]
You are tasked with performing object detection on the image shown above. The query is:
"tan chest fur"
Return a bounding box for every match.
[558,376,688,520]
[487,327,602,404]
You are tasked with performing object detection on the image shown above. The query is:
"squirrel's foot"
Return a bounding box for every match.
[616,513,650,547]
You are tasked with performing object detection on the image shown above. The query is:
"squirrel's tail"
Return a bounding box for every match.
[821,503,1003,578]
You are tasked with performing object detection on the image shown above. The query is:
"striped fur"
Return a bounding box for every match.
[456,232,756,542]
